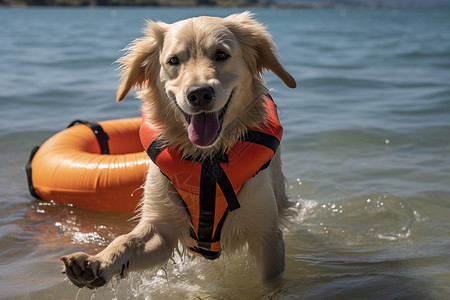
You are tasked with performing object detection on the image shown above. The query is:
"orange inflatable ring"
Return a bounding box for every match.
[26,118,150,212]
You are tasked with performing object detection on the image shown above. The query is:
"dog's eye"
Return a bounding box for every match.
[168,56,180,66]
[215,50,230,62]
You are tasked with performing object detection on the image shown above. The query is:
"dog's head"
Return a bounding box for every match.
[117,12,296,152]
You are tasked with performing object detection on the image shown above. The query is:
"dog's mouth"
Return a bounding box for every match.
[181,93,232,147]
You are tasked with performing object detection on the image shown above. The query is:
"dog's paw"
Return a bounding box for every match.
[60,252,108,289]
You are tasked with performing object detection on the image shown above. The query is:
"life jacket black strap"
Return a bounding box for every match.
[187,208,229,260]
[215,164,240,211]
[197,157,218,252]
[178,192,222,260]
[167,153,239,260]
[67,120,110,154]
[239,130,280,153]
[188,246,221,260]
[146,135,165,163]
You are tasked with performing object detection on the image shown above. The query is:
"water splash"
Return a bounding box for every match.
[292,197,319,223]
[71,231,108,246]
[290,193,425,248]
[90,289,96,300]
[376,220,413,241]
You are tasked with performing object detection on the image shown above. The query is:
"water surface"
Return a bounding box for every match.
[1,7,449,299]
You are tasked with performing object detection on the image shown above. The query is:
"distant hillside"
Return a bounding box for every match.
[2,0,449,6]
[1,0,258,6]
[277,0,450,7]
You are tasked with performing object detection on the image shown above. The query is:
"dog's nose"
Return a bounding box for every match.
[187,86,214,107]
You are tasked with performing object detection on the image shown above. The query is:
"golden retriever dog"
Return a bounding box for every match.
[61,12,296,289]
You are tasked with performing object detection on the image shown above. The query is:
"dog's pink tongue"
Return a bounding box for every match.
[188,112,220,147]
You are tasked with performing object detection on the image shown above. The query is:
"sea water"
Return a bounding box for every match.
[0,7,449,299]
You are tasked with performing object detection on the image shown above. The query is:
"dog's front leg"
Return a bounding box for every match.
[61,163,185,289]
[61,222,176,289]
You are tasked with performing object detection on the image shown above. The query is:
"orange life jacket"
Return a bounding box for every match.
[139,95,282,260]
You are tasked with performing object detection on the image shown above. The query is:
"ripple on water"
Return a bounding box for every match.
[289,193,424,248]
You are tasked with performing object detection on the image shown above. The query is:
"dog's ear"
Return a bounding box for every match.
[225,12,296,89]
[116,21,168,102]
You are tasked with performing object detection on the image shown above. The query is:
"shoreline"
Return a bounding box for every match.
[2,1,450,9]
